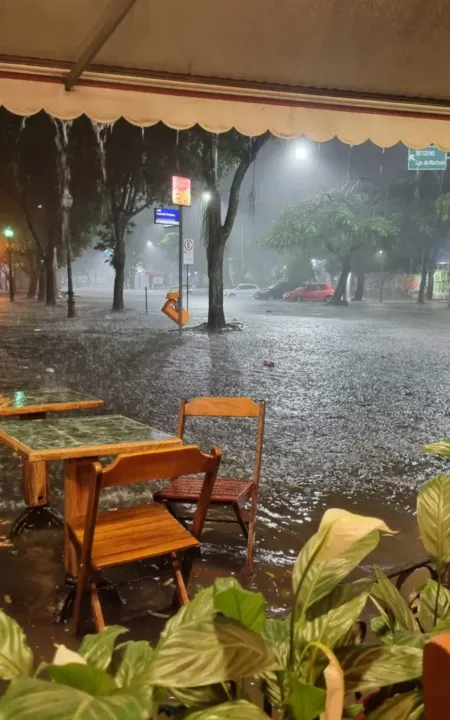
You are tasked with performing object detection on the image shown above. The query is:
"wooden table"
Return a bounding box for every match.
[0,388,104,533]
[0,414,181,577]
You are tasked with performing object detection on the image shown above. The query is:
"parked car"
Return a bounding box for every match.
[225,283,260,298]
[283,282,334,302]
[254,281,296,300]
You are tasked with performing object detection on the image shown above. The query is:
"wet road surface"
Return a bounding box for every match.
[0,292,449,656]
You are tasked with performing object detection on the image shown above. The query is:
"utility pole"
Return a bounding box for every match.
[3,227,15,302]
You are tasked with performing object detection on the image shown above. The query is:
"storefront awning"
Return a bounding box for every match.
[2,0,450,148]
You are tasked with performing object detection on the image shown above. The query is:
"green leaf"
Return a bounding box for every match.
[47,664,117,696]
[293,509,394,613]
[299,579,371,652]
[0,676,149,719]
[373,567,418,632]
[185,700,269,719]
[285,674,326,720]
[113,641,153,689]
[172,684,230,711]
[149,616,276,688]
[364,689,423,719]
[161,585,216,640]
[337,644,423,692]
[111,640,154,711]
[417,475,450,570]
[343,704,364,718]
[0,610,33,679]
[214,588,266,633]
[262,616,291,666]
[422,441,450,458]
[79,626,128,671]
[418,580,450,631]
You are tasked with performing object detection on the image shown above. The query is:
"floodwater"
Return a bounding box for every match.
[0,292,449,656]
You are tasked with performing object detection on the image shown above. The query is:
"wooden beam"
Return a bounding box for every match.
[64,0,139,91]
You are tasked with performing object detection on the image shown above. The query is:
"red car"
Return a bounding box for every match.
[283,282,334,302]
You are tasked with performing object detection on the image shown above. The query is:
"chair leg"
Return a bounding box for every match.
[73,563,90,636]
[90,582,106,632]
[170,552,189,605]
[245,490,258,577]
[232,503,249,540]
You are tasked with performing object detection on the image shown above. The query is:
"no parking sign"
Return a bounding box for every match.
[183,238,194,265]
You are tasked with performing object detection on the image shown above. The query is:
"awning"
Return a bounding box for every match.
[2,0,450,148]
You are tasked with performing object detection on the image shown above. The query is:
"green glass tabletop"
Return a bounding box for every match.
[0,414,178,458]
[0,388,103,416]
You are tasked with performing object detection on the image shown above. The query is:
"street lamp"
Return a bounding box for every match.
[147,240,153,248]
[202,191,212,203]
[3,227,15,302]
[294,141,310,161]
[61,188,75,318]
[378,250,385,302]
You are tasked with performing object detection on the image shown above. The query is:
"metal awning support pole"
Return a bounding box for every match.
[64,0,139,91]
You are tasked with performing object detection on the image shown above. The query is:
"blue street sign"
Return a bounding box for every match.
[154,207,180,226]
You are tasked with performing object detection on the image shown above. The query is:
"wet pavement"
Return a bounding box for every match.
[0,292,449,657]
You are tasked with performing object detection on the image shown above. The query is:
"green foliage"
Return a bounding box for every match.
[4,469,450,717]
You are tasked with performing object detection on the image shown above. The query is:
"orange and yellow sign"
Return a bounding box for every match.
[172,176,191,207]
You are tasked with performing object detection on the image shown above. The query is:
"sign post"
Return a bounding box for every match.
[408,146,447,171]
[183,239,194,312]
[172,176,191,331]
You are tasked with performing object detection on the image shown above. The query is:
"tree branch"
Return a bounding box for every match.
[222,132,270,239]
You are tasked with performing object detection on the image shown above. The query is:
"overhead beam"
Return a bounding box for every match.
[64,0,139,91]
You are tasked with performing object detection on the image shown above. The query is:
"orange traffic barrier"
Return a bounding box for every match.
[161,291,190,326]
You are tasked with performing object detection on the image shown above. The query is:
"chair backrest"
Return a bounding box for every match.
[177,397,265,488]
[83,445,222,554]
[100,444,221,488]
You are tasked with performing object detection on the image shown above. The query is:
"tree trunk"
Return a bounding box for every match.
[207,236,226,329]
[45,242,56,306]
[112,229,126,311]
[352,270,364,301]
[27,269,38,299]
[37,263,46,302]
[418,253,428,304]
[329,256,351,305]
[426,267,435,301]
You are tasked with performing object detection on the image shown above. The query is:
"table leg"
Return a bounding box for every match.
[10,458,63,537]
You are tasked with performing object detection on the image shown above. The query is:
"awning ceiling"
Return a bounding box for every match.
[2,0,450,148]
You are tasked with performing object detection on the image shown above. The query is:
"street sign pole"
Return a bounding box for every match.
[186,265,189,311]
[178,205,183,331]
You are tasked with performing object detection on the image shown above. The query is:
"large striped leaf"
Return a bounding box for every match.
[185,700,269,719]
[0,610,33,680]
[422,440,450,458]
[293,509,394,612]
[364,689,424,719]
[337,644,423,692]
[0,677,149,719]
[214,588,266,633]
[149,616,277,687]
[418,580,450,631]
[79,626,128,671]
[285,674,326,720]
[112,641,154,711]
[299,580,371,652]
[372,568,418,632]
[417,475,450,570]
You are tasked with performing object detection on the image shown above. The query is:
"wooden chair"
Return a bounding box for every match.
[68,444,222,634]
[154,397,265,574]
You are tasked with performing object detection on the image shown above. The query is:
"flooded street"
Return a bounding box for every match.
[0,293,449,655]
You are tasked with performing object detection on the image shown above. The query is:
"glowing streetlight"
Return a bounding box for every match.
[294,142,310,161]
[147,240,153,248]
[202,191,212,203]
[3,227,14,239]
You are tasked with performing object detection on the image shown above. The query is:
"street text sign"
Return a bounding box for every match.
[183,238,194,265]
[408,146,447,171]
[154,207,180,225]
[172,176,191,206]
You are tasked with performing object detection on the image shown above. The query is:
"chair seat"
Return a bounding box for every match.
[154,477,253,504]
[69,503,199,570]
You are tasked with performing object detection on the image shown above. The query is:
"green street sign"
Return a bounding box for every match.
[408,146,447,171]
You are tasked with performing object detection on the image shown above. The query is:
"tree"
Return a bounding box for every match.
[177,129,271,329]
[96,121,176,311]
[266,184,398,304]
